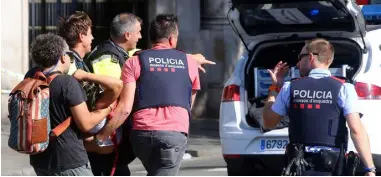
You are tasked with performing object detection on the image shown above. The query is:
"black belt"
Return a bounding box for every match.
[282,143,347,176]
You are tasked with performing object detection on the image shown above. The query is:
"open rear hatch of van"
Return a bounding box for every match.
[228,0,368,129]
[229,0,366,40]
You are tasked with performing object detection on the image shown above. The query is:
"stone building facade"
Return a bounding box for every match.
[1,0,244,121]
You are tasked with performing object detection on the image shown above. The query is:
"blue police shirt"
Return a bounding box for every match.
[272,68,361,117]
[271,68,362,152]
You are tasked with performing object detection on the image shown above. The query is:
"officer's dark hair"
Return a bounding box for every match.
[305,38,335,64]
[149,14,178,43]
[58,11,92,48]
[110,13,142,39]
[30,33,69,68]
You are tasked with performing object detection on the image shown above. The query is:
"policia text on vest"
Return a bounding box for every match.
[292,89,333,104]
[148,57,186,69]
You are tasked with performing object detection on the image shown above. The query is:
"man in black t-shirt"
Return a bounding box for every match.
[28,33,122,176]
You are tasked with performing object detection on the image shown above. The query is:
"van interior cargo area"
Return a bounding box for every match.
[245,39,362,129]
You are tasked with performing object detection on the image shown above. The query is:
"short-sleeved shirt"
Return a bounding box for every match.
[29,74,89,171]
[121,43,201,134]
[272,68,362,117]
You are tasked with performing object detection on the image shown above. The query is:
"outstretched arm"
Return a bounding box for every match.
[189,54,216,73]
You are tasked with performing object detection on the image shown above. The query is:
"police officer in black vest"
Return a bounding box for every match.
[86,13,143,79]
[262,38,375,176]
[106,14,202,176]
[85,13,215,176]
[85,13,143,176]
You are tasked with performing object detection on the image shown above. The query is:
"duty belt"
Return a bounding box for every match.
[281,143,312,176]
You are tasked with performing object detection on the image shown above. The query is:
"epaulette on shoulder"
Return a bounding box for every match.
[174,48,185,53]
[290,76,308,82]
[331,76,350,83]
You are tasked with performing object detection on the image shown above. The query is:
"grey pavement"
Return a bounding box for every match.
[130,155,227,176]
[1,118,221,176]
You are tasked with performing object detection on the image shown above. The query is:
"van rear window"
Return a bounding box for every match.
[236,1,355,36]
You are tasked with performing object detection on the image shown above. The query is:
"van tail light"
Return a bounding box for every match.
[222,85,240,102]
[355,82,381,99]
[223,154,241,159]
[356,0,369,5]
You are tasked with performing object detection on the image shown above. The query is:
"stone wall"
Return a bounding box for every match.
[0,0,245,122]
[1,0,29,124]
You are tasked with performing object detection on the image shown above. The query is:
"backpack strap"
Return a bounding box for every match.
[50,117,72,139]
[42,70,71,140]
[46,72,61,84]
[33,70,62,83]
[33,71,47,80]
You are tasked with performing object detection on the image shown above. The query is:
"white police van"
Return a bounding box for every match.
[220,0,381,175]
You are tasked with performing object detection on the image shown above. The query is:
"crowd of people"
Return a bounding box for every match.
[26,11,214,176]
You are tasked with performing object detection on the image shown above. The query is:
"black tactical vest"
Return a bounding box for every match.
[85,39,128,72]
[135,49,192,115]
[289,77,348,148]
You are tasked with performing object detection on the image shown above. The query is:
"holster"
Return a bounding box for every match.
[308,149,340,173]
[282,143,311,176]
[282,143,345,176]
[344,151,360,176]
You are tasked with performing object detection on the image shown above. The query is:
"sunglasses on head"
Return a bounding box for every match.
[297,53,319,61]
[65,51,74,56]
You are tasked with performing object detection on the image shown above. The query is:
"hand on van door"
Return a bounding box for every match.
[267,61,289,87]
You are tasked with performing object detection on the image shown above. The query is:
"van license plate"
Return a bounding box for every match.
[260,139,288,151]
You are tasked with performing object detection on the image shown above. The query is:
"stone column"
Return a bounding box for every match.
[146,0,176,47]
[1,0,29,123]
[191,0,244,119]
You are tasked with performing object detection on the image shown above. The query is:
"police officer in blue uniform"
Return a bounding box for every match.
[262,38,376,176]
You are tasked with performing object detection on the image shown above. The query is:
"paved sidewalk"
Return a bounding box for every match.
[1,118,221,176]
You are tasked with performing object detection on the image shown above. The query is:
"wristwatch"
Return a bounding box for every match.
[364,167,376,173]
[93,135,104,146]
